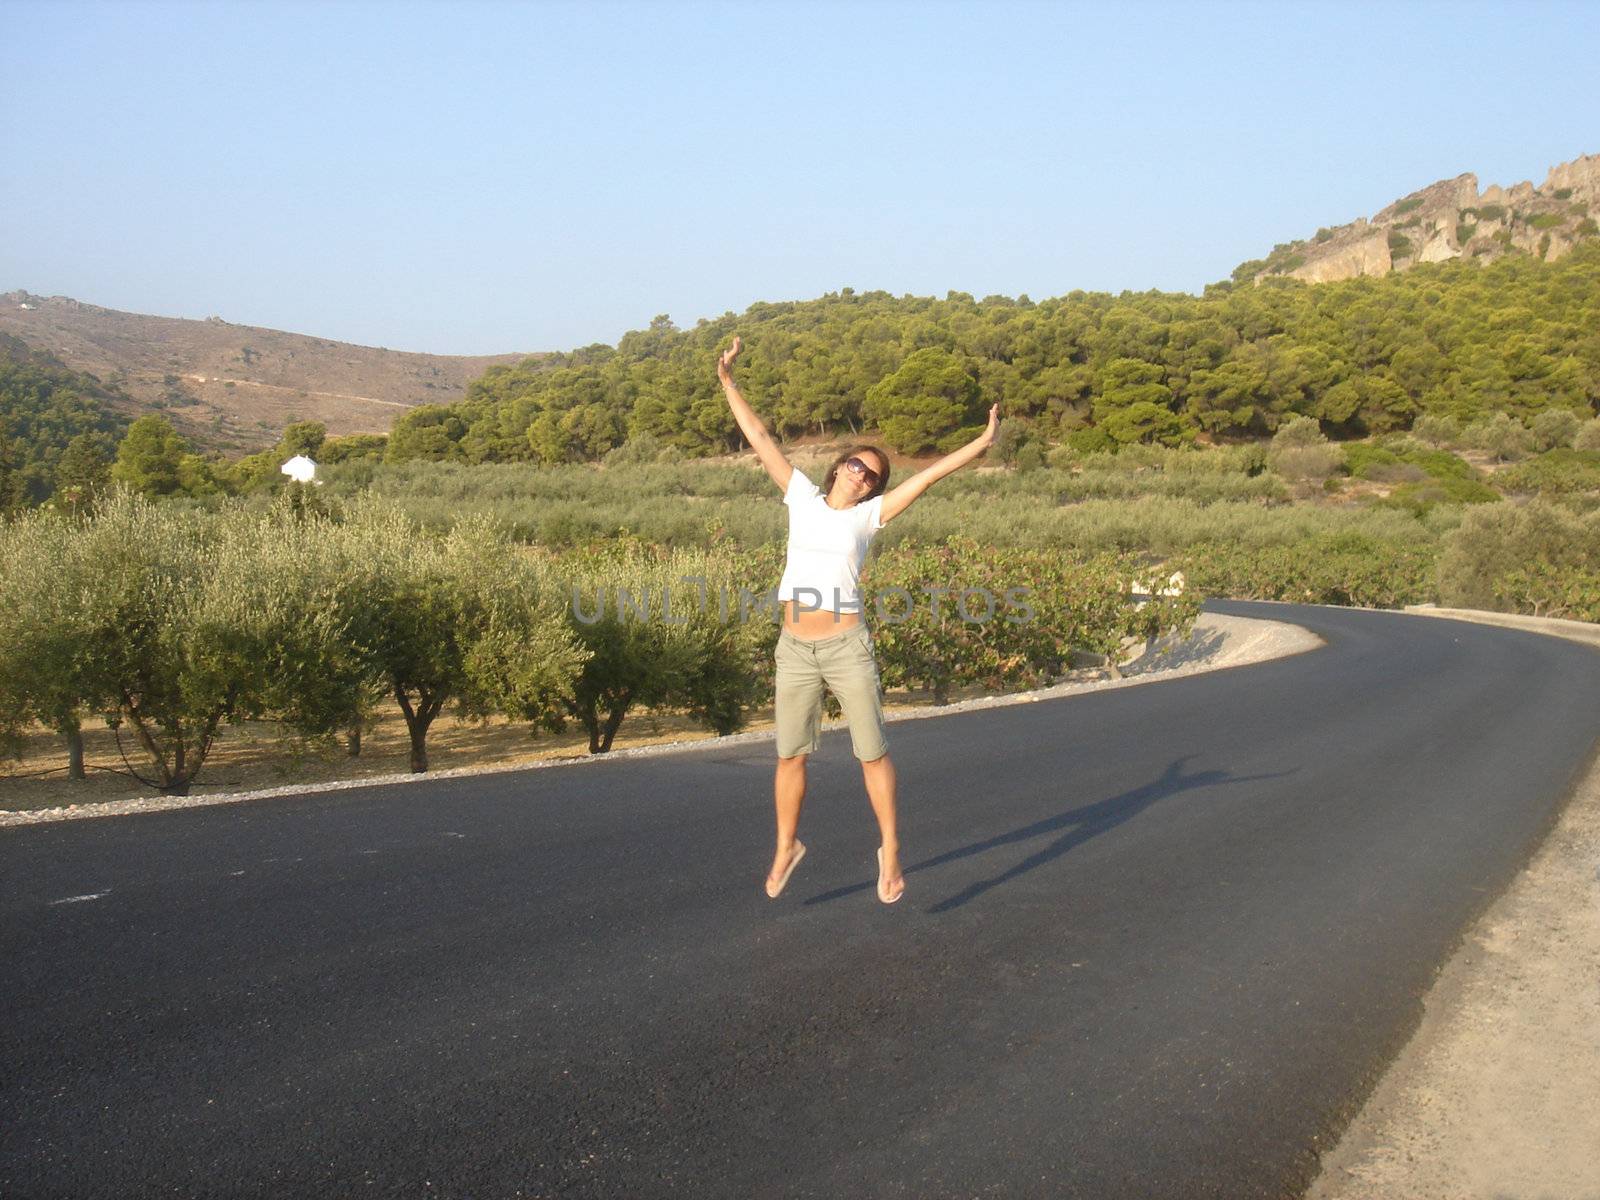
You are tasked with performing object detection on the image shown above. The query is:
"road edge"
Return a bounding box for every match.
[1305,608,1600,1199]
[0,611,1322,827]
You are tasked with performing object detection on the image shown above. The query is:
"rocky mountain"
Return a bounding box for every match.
[1237,152,1599,285]
[0,292,532,452]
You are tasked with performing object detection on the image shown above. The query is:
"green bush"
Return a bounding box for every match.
[1376,475,1500,515]
[1394,197,1424,215]
[1387,232,1414,258]
[545,536,777,750]
[1464,413,1534,462]
[1174,532,1435,607]
[1529,409,1583,451]
[1014,442,1047,473]
[1574,419,1600,452]
[1067,426,1118,455]
[863,535,1200,703]
[1411,414,1464,448]
[1456,223,1478,245]
[1438,499,1600,619]
[1342,443,1401,478]
[1494,449,1600,496]
[1267,416,1340,485]
[1397,445,1481,483]
[1529,213,1564,230]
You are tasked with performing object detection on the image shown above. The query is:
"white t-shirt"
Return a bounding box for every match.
[775,469,885,615]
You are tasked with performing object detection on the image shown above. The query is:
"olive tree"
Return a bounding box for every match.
[552,537,778,752]
[0,512,106,776]
[342,505,591,772]
[0,492,243,791]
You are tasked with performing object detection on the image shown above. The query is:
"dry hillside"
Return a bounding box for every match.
[1241,151,1599,284]
[0,291,533,452]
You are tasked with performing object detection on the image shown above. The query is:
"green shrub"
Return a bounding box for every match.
[1456,223,1478,244]
[1014,442,1046,473]
[1554,188,1574,201]
[1268,416,1339,487]
[1377,475,1500,515]
[1174,532,1435,607]
[1574,420,1600,452]
[1529,409,1583,452]
[1067,426,1118,455]
[862,535,1200,702]
[1465,413,1534,462]
[1387,232,1414,258]
[1438,498,1600,619]
[1492,562,1600,622]
[1398,446,1481,483]
[1577,218,1599,237]
[547,536,778,750]
[1494,449,1600,495]
[1411,414,1464,448]
[1477,204,1506,221]
[1046,444,1080,471]
[1529,213,1564,230]
[1342,443,1401,479]
[1394,197,1424,215]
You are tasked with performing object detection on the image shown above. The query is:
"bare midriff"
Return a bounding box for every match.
[781,599,864,640]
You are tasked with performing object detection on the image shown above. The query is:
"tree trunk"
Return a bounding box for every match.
[161,732,193,794]
[396,686,442,773]
[66,725,85,781]
[599,694,632,753]
[346,725,362,757]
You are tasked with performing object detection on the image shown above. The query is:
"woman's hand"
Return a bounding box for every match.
[982,403,1001,448]
[717,335,743,384]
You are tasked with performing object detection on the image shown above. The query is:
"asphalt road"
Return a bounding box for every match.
[4,601,1599,1199]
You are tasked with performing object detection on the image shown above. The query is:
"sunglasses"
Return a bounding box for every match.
[844,456,882,489]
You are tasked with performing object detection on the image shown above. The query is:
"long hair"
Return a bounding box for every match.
[822,445,891,503]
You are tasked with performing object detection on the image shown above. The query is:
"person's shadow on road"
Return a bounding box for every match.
[803,755,1294,912]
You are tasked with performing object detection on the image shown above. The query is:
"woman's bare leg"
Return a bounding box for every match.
[861,753,903,898]
[771,754,808,884]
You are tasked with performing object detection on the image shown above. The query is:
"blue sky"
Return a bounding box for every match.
[3,0,1596,355]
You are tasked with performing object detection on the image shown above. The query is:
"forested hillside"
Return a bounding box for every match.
[0,333,130,510]
[388,246,1600,467]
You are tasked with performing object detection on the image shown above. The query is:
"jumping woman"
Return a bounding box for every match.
[716,335,999,905]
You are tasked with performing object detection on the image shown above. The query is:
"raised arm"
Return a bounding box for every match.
[879,404,1000,525]
[717,335,792,493]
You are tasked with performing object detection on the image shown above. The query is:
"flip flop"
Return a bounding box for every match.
[765,840,806,899]
[877,846,904,905]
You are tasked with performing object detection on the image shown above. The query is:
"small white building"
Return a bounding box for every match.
[280,455,318,484]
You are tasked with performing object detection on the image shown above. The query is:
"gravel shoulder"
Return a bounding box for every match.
[1308,608,1600,1200]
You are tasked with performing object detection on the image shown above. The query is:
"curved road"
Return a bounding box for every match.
[4,601,1599,1198]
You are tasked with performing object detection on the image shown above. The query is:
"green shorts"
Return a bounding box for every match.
[774,623,889,761]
